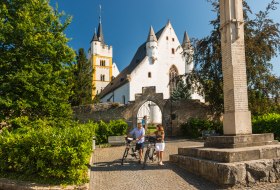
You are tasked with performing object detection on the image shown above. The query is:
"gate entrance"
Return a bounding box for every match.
[137,101,162,127]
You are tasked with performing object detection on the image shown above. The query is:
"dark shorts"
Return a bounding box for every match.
[135,142,144,150]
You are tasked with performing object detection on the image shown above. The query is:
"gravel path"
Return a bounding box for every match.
[90,138,280,190]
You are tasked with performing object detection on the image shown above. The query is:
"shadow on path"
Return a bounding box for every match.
[91,157,222,190]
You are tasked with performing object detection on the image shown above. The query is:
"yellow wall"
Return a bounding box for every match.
[91,55,113,100]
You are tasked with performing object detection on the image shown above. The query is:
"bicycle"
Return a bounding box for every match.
[121,137,139,165]
[142,136,157,169]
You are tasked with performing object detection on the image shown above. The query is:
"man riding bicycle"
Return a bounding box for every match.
[129,123,145,164]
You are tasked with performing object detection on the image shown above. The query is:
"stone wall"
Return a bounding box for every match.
[73,87,211,136]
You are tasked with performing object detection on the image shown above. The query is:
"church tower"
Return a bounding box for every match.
[89,6,113,100]
[182,31,194,73]
[146,26,158,64]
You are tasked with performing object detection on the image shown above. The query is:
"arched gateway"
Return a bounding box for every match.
[131,86,166,129]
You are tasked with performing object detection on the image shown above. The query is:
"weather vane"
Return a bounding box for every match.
[99,4,102,23]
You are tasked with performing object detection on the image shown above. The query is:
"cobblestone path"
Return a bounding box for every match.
[90,138,280,190]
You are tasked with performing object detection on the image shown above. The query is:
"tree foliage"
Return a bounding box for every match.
[0,0,75,120]
[69,48,92,106]
[194,0,280,116]
[171,78,191,101]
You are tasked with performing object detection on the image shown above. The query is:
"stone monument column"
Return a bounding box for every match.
[170,1,280,186]
[220,0,252,135]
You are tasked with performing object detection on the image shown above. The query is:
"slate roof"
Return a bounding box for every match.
[182,31,191,49]
[98,25,166,99]
[91,22,104,43]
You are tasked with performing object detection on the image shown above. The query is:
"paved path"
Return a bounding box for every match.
[90,138,280,190]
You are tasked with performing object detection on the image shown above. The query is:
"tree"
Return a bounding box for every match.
[69,48,92,106]
[0,0,75,121]
[194,0,280,116]
[171,78,191,101]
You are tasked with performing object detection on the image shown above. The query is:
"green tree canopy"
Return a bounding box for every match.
[69,48,92,106]
[171,78,191,101]
[193,0,280,116]
[0,0,75,121]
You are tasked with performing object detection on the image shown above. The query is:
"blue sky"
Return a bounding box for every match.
[50,0,280,76]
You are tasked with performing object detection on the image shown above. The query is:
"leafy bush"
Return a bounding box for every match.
[252,113,280,140]
[0,121,96,184]
[180,118,222,138]
[108,119,128,136]
[96,120,110,144]
[0,118,127,184]
[95,120,128,144]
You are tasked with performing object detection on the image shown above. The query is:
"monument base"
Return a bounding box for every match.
[170,133,280,186]
[205,133,278,148]
[223,111,252,135]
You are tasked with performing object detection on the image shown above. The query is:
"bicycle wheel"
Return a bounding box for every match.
[142,148,150,169]
[121,148,129,165]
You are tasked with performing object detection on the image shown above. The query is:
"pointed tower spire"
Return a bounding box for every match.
[97,5,105,44]
[91,28,98,42]
[147,26,157,42]
[166,19,171,26]
[182,31,191,49]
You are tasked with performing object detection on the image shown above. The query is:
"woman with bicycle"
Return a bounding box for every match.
[155,124,165,166]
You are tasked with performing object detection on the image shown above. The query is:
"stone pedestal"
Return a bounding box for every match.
[205,133,278,148]
[170,133,280,186]
[223,111,252,135]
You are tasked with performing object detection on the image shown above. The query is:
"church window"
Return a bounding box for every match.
[166,36,169,40]
[172,48,175,54]
[100,60,106,66]
[100,74,105,81]
[122,95,126,104]
[148,72,151,78]
[172,38,175,42]
[169,65,178,96]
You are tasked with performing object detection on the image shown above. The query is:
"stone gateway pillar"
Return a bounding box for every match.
[219,0,252,135]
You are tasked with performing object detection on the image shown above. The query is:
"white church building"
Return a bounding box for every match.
[98,20,204,106]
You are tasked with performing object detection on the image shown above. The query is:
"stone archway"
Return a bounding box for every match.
[131,86,167,129]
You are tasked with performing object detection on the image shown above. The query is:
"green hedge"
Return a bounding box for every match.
[252,113,280,140]
[0,118,128,184]
[180,118,223,138]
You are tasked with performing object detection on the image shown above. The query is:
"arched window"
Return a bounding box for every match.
[148,72,151,78]
[122,95,126,104]
[100,60,106,66]
[169,65,178,96]
[100,74,105,81]
[171,48,175,54]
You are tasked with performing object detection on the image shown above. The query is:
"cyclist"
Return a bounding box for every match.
[129,123,145,164]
